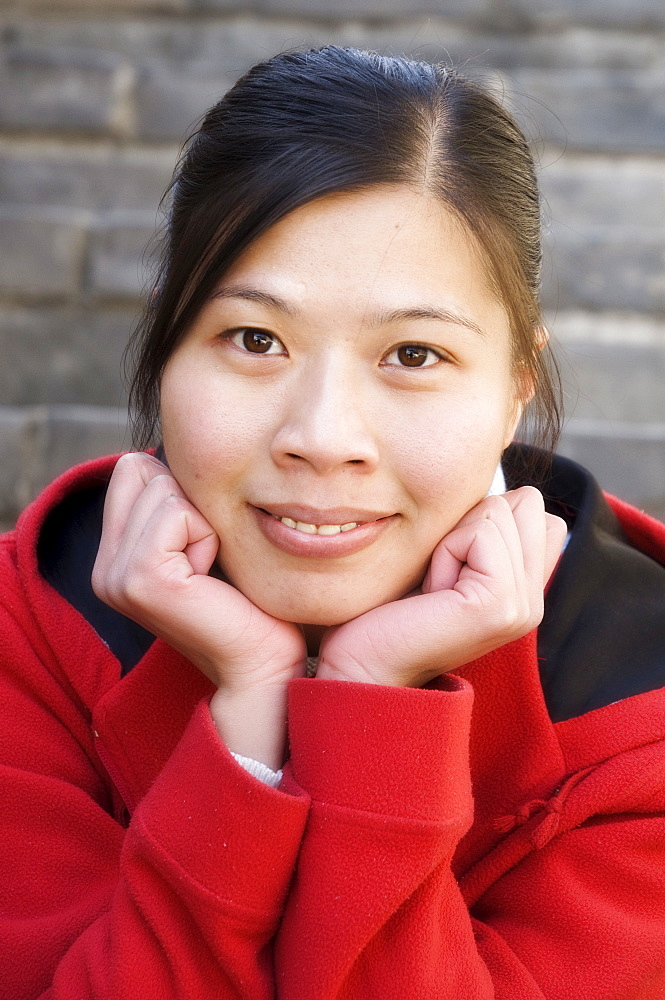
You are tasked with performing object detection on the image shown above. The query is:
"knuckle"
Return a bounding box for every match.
[90,563,107,602]
[104,563,148,612]
[114,451,147,478]
[146,473,183,502]
[505,485,544,513]
[527,599,545,630]
[481,494,510,515]
[501,604,522,632]
[514,485,542,502]
[493,595,537,637]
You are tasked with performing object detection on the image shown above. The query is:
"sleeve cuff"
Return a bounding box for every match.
[288,675,474,823]
[133,699,309,915]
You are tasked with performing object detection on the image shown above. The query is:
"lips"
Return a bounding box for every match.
[251,503,397,558]
[256,502,393,524]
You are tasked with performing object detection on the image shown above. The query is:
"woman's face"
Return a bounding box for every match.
[161,185,524,625]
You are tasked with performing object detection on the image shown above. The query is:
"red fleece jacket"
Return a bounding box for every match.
[1,455,665,999]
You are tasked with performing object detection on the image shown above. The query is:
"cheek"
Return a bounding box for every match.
[386,395,510,512]
[161,360,287,474]
[160,373,249,497]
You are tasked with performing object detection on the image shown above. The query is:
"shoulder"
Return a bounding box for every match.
[503,440,665,567]
[1,453,116,590]
[605,493,665,567]
[0,455,126,698]
[504,442,665,722]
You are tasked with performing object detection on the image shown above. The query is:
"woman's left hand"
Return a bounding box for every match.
[316,487,567,688]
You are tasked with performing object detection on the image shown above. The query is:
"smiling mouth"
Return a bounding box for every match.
[252,504,396,558]
[263,512,362,535]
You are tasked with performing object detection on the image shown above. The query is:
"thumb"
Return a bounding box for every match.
[421,532,466,595]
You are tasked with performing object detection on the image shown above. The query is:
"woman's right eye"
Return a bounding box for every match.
[226,328,286,355]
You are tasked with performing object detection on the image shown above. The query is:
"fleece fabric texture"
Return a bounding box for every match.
[1,454,665,999]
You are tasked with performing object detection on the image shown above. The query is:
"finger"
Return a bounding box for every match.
[94,460,188,598]
[446,516,520,607]
[501,487,568,589]
[421,538,464,594]
[423,494,525,597]
[498,487,548,599]
[544,512,568,585]
[109,474,210,583]
[184,531,220,577]
[102,491,217,614]
[455,494,528,592]
[98,452,181,558]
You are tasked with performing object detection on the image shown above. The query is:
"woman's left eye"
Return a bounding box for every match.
[382,343,446,368]
[227,328,286,355]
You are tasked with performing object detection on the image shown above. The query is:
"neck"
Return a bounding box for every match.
[301,623,326,657]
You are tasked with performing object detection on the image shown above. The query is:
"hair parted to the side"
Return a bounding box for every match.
[127,45,562,465]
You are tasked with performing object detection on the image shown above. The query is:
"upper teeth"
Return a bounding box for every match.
[275,515,359,535]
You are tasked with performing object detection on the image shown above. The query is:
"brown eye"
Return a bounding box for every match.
[244,329,275,353]
[228,328,285,355]
[397,344,428,366]
[383,343,443,368]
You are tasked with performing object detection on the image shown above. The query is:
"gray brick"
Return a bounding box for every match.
[0,207,89,298]
[557,422,665,521]
[0,306,134,406]
[0,142,176,212]
[180,22,341,79]
[550,310,665,347]
[187,20,500,80]
[1,15,470,72]
[87,215,157,298]
[0,407,25,522]
[556,341,665,425]
[505,0,665,30]
[0,404,131,524]
[0,47,134,136]
[541,227,665,312]
[538,157,665,230]
[135,65,232,142]
[194,0,488,14]
[510,68,665,152]
[451,28,664,72]
[4,17,202,63]
[17,0,186,11]
[537,158,665,315]
[27,405,131,504]
[6,16,662,73]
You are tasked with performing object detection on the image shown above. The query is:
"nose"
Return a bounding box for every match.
[270,355,380,475]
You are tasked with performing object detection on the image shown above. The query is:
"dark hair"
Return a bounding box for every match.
[128,45,561,457]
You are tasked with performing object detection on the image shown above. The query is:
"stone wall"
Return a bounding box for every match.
[1,0,664,530]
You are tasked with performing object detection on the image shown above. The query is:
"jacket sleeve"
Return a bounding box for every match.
[276,677,665,1000]
[0,598,310,999]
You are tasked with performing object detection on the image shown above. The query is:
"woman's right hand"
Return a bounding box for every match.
[92,452,307,768]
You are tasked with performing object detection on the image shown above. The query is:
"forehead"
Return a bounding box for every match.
[216,185,508,338]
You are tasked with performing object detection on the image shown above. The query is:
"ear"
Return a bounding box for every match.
[503,394,526,450]
[503,326,549,449]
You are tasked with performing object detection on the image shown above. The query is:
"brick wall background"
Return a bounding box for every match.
[1,0,664,531]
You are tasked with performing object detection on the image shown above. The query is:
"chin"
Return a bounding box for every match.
[237,582,386,628]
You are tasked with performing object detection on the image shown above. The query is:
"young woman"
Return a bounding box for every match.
[1,46,664,999]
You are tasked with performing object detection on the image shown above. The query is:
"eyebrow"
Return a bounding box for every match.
[211,284,301,317]
[211,284,485,339]
[368,305,487,339]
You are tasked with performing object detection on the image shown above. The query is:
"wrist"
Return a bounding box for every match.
[316,656,379,685]
[210,682,290,771]
[317,655,434,689]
